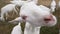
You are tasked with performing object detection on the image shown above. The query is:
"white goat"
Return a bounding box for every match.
[9,1,57,34]
[24,5,57,34]
[0,4,18,21]
[50,0,56,12]
[20,2,57,27]
[0,1,28,21]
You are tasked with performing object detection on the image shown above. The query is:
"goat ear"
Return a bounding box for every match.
[50,8,55,13]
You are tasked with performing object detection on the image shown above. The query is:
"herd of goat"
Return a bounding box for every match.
[0,0,60,34]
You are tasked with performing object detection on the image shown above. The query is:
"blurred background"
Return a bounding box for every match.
[0,0,60,34]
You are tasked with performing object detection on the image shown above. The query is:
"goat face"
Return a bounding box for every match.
[20,2,57,27]
[25,11,57,27]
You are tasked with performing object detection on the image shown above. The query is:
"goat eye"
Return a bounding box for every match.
[22,16,27,20]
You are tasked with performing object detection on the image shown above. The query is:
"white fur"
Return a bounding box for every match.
[10,1,28,6]
[39,5,51,11]
[24,22,40,34]
[0,0,29,21]
[50,0,56,12]
[20,2,57,27]
[10,1,39,34]
[9,17,26,24]
[0,4,18,21]
[11,23,22,34]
